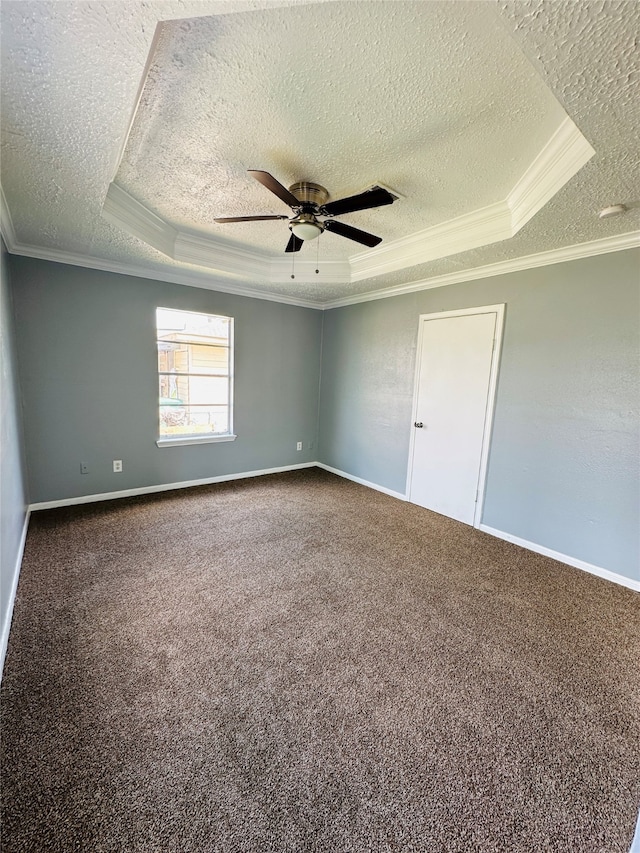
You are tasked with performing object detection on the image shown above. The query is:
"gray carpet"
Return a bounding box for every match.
[2,468,639,852]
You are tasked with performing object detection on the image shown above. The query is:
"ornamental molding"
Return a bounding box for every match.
[100,116,595,286]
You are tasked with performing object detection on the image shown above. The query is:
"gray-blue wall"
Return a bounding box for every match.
[10,257,322,504]
[318,249,640,582]
[1,239,29,672]
[6,249,640,586]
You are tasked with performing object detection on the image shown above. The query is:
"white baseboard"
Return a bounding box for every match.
[315,467,639,593]
[479,524,640,593]
[1,509,31,681]
[26,465,639,594]
[315,462,407,501]
[29,462,317,511]
[629,809,640,853]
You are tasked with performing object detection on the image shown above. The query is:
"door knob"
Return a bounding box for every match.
[414,422,424,428]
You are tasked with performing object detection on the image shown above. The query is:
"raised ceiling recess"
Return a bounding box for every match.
[102,1,594,285]
[4,1,637,306]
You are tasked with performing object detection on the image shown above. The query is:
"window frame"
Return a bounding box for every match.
[155,307,236,448]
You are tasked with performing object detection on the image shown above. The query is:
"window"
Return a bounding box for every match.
[156,307,235,446]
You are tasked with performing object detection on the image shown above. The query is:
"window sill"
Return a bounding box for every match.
[156,434,237,448]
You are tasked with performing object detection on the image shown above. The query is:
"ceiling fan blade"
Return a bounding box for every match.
[285,233,304,253]
[322,186,395,217]
[214,215,289,223]
[323,219,382,247]
[248,170,300,209]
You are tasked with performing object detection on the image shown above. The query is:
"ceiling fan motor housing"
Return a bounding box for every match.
[215,171,392,251]
[289,182,329,209]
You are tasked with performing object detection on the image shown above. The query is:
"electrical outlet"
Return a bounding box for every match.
[296,441,303,451]
[80,462,89,475]
[113,460,123,473]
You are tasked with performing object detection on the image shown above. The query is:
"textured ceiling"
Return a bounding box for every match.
[1,0,638,305]
[117,1,565,255]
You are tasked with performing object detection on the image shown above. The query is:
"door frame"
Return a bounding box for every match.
[406,303,506,528]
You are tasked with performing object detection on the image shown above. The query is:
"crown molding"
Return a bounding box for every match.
[320,232,640,309]
[349,200,512,282]
[509,116,595,232]
[2,239,322,308]
[4,174,636,312]
[102,182,178,257]
[174,233,352,285]
[269,256,350,284]
[350,117,594,282]
[0,184,17,249]
[174,230,267,281]
[100,117,594,287]
[102,180,351,284]
[3,228,637,312]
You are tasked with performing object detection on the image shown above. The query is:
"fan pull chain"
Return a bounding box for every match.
[316,232,321,274]
[291,248,295,279]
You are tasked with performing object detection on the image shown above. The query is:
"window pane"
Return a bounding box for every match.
[190,344,228,371]
[159,375,182,402]
[158,376,228,406]
[159,405,229,437]
[156,308,230,341]
[157,341,229,375]
[156,307,233,439]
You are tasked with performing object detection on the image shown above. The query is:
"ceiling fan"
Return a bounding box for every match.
[214,170,396,253]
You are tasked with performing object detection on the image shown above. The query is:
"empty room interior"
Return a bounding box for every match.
[1,1,639,851]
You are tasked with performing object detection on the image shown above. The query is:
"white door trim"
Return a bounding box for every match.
[406,303,506,528]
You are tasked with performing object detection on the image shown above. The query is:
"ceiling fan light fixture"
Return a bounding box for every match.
[217,171,392,252]
[290,216,323,242]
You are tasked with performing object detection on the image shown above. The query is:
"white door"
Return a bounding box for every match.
[408,305,504,526]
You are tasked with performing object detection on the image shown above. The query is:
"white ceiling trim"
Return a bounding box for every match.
[321,232,640,310]
[0,219,319,310]
[101,116,594,286]
[269,257,350,285]
[509,115,596,232]
[102,182,177,258]
[174,231,265,281]
[0,185,17,250]
[349,200,512,282]
[3,183,636,312]
[175,230,351,285]
[103,179,352,285]
[350,117,595,281]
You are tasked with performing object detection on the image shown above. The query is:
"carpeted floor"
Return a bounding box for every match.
[2,468,639,852]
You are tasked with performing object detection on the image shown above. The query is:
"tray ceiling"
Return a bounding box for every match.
[1,0,638,306]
